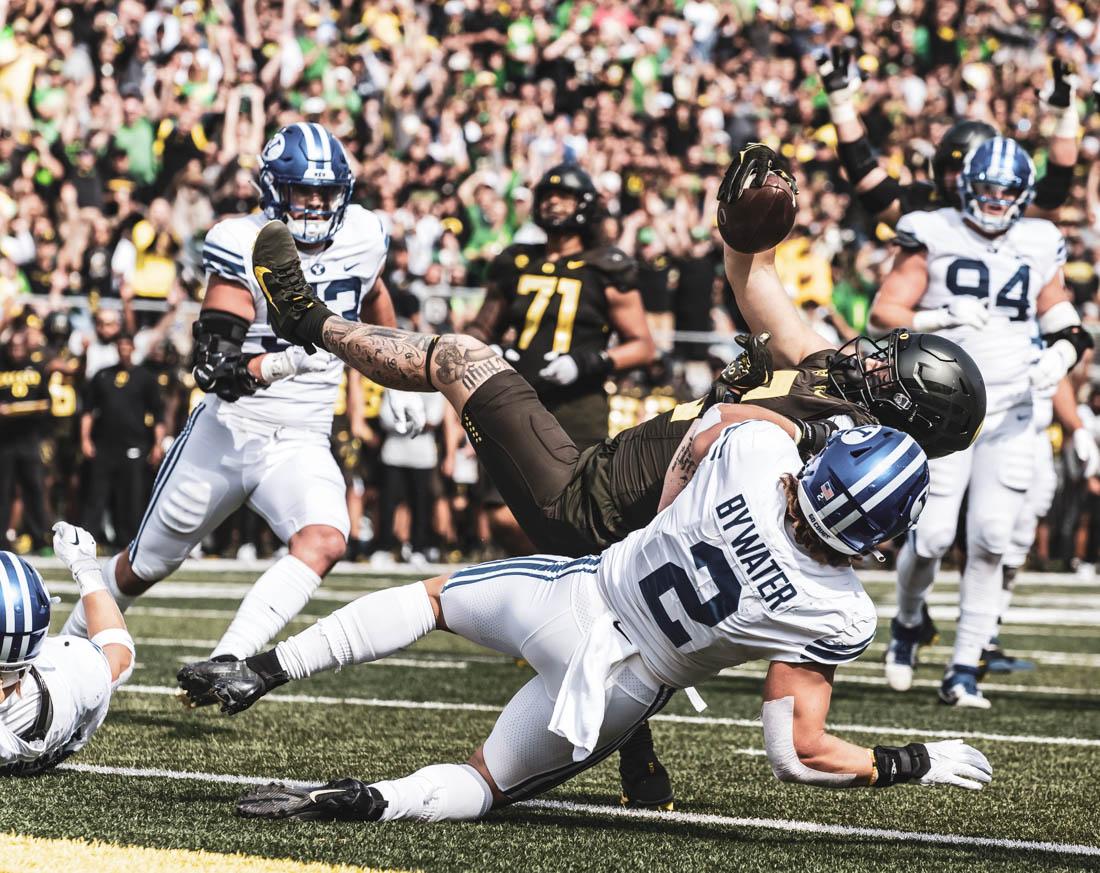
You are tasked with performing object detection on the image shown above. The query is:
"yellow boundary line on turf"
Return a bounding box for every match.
[0,833,417,873]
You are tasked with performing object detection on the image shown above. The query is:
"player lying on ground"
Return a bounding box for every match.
[179,422,992,822]
[1,523,134,775]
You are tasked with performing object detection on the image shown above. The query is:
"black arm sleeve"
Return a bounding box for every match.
[1033,162,1074,211]
[191,309,261,402]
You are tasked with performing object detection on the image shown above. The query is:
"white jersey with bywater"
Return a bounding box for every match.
[0,636,113,771]
[896,207,1066,414]
[596,420,877,690]
[201,204,389,432]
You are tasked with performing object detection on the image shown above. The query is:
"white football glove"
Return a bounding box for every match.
[912,297,990,332]
[52,522,105,595]
[1072,427,1100,478]
[383,390,428,437]
[259,346,330,383]
[916,740,992,790]
[539,352,580,386]
[1029,343,1076,392]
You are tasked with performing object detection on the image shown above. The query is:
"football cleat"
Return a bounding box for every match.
[236,778,387,821]
[618,722,674,810]
[939,667,992,709]
[176,654,240,708]
[980,640,1035,676]
[176,652,288,715]
[252,220,336,353]
[883,617,923,692]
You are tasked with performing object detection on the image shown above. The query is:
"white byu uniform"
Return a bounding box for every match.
[128,206,388,580]
[897,208,1065,562]
[440,421,876,799]
[0,637,115,773]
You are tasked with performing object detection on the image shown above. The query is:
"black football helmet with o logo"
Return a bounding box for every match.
[533,164,598,234]
[827,330,987,459]
[932,120,997,204]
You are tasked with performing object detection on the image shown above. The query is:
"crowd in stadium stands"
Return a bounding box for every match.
[1,0,1100,569]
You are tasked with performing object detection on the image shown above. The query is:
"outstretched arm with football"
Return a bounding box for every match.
[716,145,833,367]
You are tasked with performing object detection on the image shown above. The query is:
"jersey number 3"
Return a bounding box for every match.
[946,258,1030,322]
[516,274,582,353]
[640,541,741,647]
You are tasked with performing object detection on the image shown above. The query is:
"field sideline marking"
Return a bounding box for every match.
[118,684,1100,748]
[54,762,1099,858]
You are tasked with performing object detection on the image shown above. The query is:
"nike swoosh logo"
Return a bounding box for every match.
[343,261,359,271]
[307,788,347,802]
[254,266,278,313]
[70,531,80,546]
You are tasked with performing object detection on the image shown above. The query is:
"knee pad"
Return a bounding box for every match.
[911,522,956,560]
[160,479,214,535]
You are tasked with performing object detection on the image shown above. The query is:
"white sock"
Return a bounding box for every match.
[274,581,436,680]
[61,554,133,638]
[211,556,321,659]
[895,544,939,628]
[952,547,1003,668]
[998,566,1017,624]
[372,764,493,822]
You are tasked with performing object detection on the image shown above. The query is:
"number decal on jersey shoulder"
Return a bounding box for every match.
[945,259,1030,322]
[515,274,582,353]
[639,541,741,648]
[741,370,798,402]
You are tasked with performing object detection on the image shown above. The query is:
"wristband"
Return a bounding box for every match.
[1052,103,1079,139]
[828,99,858,126]
[71,558,107,596]
[260,351,295,383]
[871,743,931,787]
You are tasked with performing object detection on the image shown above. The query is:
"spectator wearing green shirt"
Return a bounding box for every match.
[113,92,156,187]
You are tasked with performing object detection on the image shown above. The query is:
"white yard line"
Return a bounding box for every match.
[118,684,1100,748]
[54,762,1099,857]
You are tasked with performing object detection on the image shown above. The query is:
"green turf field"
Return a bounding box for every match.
[2,564,1099,873]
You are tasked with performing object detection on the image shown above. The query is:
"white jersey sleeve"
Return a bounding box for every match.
[0,636,113,773]
[597,421,877,689]
[198,206,390,432]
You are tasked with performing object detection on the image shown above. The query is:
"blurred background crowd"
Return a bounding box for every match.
[2,0,1100,570]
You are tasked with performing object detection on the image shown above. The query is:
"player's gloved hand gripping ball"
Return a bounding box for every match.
[716,144,798,253]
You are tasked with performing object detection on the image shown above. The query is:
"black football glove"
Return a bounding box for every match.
[717,144,798,206]
[193,353,262,402]
[710,332,773,405]
[1039,58,1078,109]
[814,44,856,95]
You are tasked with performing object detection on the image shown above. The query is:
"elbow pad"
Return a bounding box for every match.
[192,310,262,402]
[91,627,136,688]
[837,137,878,186]
[1040,302,1093,367]
[1033,162,1073,211]
[761,697,858,787]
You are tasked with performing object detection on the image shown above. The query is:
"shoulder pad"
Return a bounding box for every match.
[587,246,637,276]
[892,228,926,251]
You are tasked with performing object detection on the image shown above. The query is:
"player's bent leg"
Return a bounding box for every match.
[209,440,352,660]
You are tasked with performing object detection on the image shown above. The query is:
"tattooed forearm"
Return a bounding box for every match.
[432,336,512,391]
[321,317,436,391]
[657,421,702,512]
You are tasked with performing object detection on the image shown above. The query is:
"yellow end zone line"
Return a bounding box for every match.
[0,832,416,873]
[50,763,1100,858]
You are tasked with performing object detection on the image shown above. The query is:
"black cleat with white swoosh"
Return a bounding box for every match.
[252,219,337,353]
[236,778,387,821]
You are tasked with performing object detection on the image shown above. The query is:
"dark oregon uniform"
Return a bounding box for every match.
[332,370,385,485]
[483,242,638,449]
[461,349,876,557]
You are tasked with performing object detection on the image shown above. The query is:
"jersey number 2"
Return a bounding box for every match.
[639,541,741,647]
[516,274,582,352]
[945,259,1030,322]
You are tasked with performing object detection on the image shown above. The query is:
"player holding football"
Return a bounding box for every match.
[1,523,134,774]
[869,137,1092,707]
[180,422,993,822]
[61,123,424,666]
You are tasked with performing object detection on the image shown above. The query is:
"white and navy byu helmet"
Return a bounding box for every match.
[958,136,1036,234]
[259,122,354,245]
[797,426,930,557]
[0,552,51,673]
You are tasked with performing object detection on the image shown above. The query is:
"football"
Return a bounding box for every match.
[717,170,797,253]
